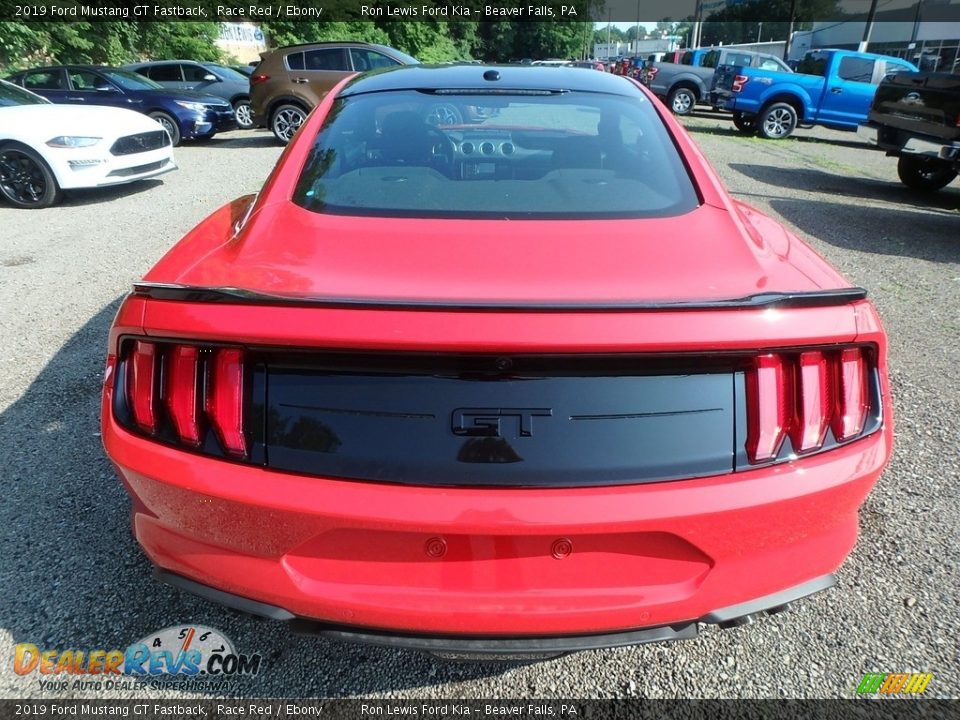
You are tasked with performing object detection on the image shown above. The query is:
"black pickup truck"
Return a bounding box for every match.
[859,70,960,191]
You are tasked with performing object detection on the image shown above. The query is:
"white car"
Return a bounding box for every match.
[0,80,176,208]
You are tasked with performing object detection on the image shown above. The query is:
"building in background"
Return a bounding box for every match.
[792,20,960,70]
[217,23,267,63]
[594,37,680,59]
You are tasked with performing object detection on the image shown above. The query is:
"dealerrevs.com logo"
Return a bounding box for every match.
[856,672,933,696]
[14,625,262,692]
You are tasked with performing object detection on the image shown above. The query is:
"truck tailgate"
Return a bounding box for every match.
[870,71,960,142]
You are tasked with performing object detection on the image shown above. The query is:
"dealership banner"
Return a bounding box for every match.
[1,700,959,719]
[3,0,960,23]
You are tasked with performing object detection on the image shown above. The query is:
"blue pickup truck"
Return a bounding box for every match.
[711,49,917,139]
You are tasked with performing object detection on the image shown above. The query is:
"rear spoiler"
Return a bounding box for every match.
[132,282,867,313]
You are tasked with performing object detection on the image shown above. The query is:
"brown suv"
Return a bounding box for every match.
[251,42,419,143]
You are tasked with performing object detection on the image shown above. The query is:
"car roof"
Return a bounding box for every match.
[15,65,118,72]
[339,64,644,98]
[128,60,218,66]
[271,41,388,54]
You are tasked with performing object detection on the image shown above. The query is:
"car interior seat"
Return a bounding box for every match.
[378,111,437,166]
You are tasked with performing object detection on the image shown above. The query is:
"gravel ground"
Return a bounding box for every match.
[1,114,958,701]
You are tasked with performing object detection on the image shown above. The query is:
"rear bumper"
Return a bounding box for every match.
[103,388,890,638]
[156,569,835,655]
[858,123,960,163]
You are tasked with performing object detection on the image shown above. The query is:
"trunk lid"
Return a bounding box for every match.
[150,201,837,307]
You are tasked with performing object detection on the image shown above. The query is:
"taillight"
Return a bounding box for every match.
[206,348,247,457]
[833,347,868,441]
[165,345,202,446]
[646,67,659,81]
[732,74,749,93]
[118,340,248,459]
[127,340,158,433]
[745,354,791,463]
[792,351,832,453]
[250,74,269,86]
[745,347,875,464]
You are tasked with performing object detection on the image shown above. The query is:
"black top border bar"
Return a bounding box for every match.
[3,0,955,23]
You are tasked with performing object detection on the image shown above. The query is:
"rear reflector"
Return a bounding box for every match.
[745,354,791,463]
[127,340,158,433]
[205,348,247,457]
[833,347,868,441]
[164,345,201,446]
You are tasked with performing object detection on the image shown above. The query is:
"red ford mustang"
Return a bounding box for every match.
[102,65,891,656]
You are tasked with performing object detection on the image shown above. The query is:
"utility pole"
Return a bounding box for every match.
[757,22,763,44]
[635,0,641,55]
[858,0,880,53]
[783,0,797,61]
[691,0,702,49]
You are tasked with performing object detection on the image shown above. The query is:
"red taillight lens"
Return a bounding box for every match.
[165,345,202,446]
[746,346,874,463]
[120,340,249,459]
[745,354,791,463]
[647,67,658,80]
[250,74,270,86]
[833,347,869,441]
[205,348,247,458]
[127,340,158,433]
[792,351,833,453]
[732,74,749,92]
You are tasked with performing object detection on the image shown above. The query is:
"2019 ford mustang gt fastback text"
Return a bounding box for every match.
[102,66,892,657]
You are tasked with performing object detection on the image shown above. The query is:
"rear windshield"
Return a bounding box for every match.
[292,90,700,219]
[0,80,48,106]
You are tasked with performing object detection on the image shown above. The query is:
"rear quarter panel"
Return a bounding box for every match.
[729,69,821,116]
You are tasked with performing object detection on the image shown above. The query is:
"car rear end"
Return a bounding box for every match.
[102,68,892,655]
[710,63,759,112]
[102,289,889,650]
[861,70,960,164]
[249,48,295,130]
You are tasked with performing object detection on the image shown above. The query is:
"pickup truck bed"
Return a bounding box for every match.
[859,70,960,191]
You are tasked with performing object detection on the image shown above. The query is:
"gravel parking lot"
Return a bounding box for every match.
[1,114,958,700]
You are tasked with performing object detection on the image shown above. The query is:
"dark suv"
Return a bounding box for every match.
[250,42,419,143]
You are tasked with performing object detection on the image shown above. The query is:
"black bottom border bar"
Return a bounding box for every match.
[2,699,958,720]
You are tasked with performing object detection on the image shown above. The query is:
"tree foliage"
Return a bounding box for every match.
[0,21,222,71]
[0,18,603,72]
[698,0,839,46]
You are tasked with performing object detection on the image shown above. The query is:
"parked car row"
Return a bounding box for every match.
[4,65,237,146]
[640,47,792,116]
[0,41,427,208]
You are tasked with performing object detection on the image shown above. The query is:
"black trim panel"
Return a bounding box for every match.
[132,282,868,313]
